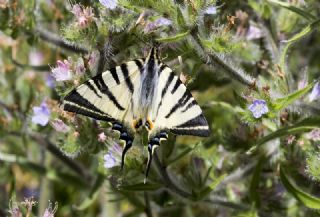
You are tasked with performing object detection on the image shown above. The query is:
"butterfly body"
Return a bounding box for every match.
[62,47,210,180]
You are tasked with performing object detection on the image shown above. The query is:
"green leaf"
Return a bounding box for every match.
[119,182,162,191]
[279,18,320,69]
[194,174,226,201]
[280,165,320,209]
[166,146,194,166]
[266,0,316,21]
[156,30,190,42]
[176,7,186,28]
[74,173,106,210]
[249,157,264,208]
[273,81,314,111]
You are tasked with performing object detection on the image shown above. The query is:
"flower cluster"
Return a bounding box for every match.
[71,4,96,29]
[51,57,86,82]
[51,59,72,81]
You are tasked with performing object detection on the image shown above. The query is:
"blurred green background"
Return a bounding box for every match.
[1,0,320,216]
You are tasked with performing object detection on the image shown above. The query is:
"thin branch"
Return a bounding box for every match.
[7,131,92,185]
[0,100,13,114]
[35,27,89,54]
[144,191,153,217]
[30,133,92,184]
[204,198,250,211]
[188,30,258,90]
[11,58,51,71]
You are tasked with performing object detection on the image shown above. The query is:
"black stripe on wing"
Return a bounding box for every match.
[155,69,175,120]
[110,67,120,85]
[165,89,192,118]
[63,90,114,121]
[93,74,125,111]
[120,63,134,93]
[170,114,210,137]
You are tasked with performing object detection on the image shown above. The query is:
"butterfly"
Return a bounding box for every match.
[61,47,210,181]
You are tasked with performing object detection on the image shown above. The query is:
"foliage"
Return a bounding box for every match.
[0,0,320,216]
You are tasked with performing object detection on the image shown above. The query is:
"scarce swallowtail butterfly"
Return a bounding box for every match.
[61,47,210,181]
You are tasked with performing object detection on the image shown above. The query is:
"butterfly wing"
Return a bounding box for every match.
[62,59,145,169]
[151,65,210,137]
[62,59,144,127]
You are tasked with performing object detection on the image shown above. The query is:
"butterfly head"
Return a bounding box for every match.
[132,117,154,132]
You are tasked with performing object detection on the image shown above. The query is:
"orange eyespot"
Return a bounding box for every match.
[146,118,154,130]
[133,119,143,130]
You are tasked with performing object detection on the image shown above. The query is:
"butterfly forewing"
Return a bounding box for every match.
[62,60,143,127]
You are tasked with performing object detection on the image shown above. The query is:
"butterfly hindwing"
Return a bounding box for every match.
[151,65,210,137]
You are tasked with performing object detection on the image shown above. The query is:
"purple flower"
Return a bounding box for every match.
[144,17,172,32]
[32,101,50,126]
[99,0,117,10]
[51,119,70,133]
[246,25,263,40]
[45,74,55,88]
[104,142,122,169]
[306,128,320,141]
[248,99,269,118]
[71,4,95,28]
[51,60,72,81]
[155,17,172,26]
[204,6,217,15]
[309,82,320,102]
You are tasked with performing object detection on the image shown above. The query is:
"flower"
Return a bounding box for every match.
[51,59,72,81]
[45,74,55,88]
[144,17,172,32]
[246,25,263,40]
[71,4,95,28]
[42,202,58,217]
[309,82,320,102]
[51,119,70,133]
[104,142,122,169]
[248,99,269,118]
[29,50,44,66]
[306,128,320,141]
[204,6,218,15]
[99,0,117,10]
[98,132,107,142]
[32,101,51,126]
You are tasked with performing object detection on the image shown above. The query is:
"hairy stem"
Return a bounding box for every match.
[188,30,258,89]
[35,27,89,54]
